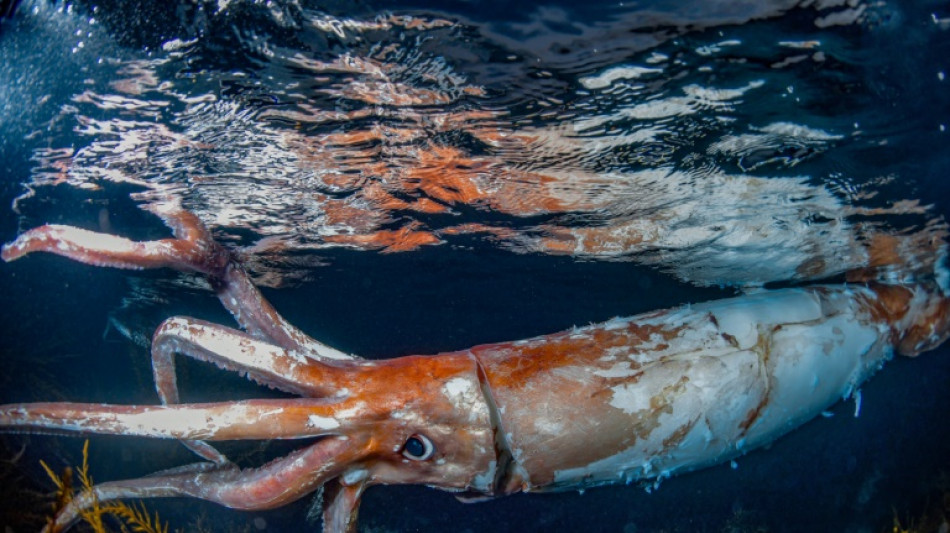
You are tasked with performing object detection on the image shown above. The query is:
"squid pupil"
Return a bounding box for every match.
[404,436,426,458]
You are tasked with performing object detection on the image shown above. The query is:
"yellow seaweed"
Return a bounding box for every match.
[41,440,172,533]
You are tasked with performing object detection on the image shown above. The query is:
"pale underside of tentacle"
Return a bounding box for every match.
[0,397,360,441]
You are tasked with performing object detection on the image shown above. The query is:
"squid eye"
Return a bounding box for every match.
[402,434,435,461]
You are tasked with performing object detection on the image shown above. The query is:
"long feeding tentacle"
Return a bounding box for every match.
[0,206,356,362]
[0,225,223,273]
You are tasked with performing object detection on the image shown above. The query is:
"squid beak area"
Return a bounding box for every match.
[320,476,369,533]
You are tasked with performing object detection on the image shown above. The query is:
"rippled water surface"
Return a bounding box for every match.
[1,0,949,531]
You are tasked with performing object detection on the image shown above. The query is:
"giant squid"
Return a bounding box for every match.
[0,203,948,532]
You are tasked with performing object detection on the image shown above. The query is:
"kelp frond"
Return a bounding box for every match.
[41,440,173,533]
[99,501,169,533]
[75,439,106,532]
[40,457,73,514]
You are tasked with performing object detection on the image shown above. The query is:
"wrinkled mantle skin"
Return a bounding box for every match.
[0,205,948,533]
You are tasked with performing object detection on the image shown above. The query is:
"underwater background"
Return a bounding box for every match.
[1,0,950,531]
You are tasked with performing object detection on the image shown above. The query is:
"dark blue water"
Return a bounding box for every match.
[2,1,949,531]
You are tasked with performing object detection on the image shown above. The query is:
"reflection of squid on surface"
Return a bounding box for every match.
[262,74,944,288]
[0,204,948,533]
[37,31,945,290]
